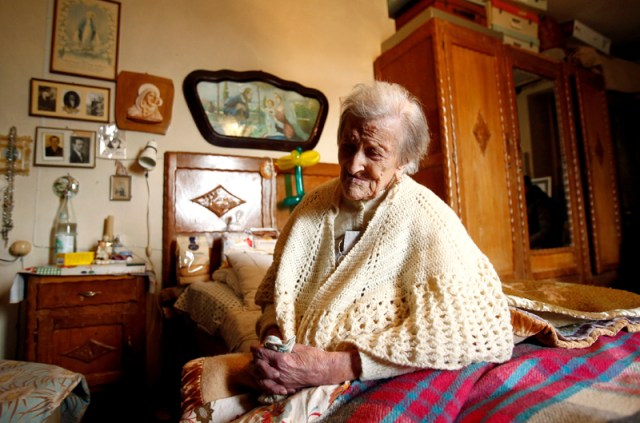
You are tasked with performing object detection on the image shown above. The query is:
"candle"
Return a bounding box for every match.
[104,215,114,241]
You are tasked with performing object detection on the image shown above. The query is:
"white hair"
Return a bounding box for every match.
[338,81,430,175]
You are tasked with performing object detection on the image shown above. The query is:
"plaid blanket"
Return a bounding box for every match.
[321,331,640,422]
[180,281,640,422]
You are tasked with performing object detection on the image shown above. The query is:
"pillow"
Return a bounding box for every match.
[221,232,254,260]
[226,252,273,310]
[211,267,240,297]
[176,234,211,284]
[249,228,278,254]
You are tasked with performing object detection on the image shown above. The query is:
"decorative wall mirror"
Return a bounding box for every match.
[512,67,572,250]
[183,70,328,152]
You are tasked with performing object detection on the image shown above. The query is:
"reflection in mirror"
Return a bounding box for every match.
[513,68,571,249]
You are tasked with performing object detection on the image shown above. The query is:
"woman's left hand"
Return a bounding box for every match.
[249,343,360,396]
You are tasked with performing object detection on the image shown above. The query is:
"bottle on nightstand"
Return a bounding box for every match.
[53,191,77,257]
[51,174,80,264]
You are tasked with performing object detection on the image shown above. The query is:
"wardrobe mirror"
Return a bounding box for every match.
[512,68,572,250]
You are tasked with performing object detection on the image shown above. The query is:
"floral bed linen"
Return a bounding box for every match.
[0,360,89,423]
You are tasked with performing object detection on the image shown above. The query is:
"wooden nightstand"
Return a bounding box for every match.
[18,274,148,394]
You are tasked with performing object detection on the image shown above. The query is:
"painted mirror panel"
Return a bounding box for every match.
[184,70,328,152]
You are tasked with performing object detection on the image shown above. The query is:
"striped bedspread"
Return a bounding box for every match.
[321,331,640,422]
[180,280,640,423]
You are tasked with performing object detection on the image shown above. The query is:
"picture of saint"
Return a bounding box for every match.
[224,87,252,125]
[127,83,164,123]
[77,11,97,52]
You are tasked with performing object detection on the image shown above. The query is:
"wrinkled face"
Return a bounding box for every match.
[338,115,405,201]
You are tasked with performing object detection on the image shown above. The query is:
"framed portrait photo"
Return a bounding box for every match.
[30,78,110,123]
[34,126,96,168]
[110,175,131,201]
[50,0,121,80]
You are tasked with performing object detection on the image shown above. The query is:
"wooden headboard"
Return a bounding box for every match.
[162,151,339,287]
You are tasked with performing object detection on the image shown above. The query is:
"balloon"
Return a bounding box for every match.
[275,149,320,170]
[276,148,320,207]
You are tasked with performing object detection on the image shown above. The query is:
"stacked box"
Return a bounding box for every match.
[498,0,547,12]
[395,0,487,30]
[562,20,611,54]
[486,0,540,52]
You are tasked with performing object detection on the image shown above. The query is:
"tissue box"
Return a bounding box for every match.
[562,20,611,54]
[56,251,95,266]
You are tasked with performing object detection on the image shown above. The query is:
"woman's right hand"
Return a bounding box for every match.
[249,343,361,396]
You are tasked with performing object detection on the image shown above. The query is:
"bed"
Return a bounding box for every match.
[160,151,339,407]
[162,151,640,422]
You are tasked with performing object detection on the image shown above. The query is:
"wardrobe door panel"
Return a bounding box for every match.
[374,24,446,201]
[442,24,520,278]
[571,68,621,276]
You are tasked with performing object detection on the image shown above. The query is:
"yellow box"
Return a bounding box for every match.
[56,251,95,266]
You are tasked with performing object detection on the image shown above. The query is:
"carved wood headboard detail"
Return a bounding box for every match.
[162,151,339,287]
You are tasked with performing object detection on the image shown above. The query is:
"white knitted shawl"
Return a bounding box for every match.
[255,176,513,370]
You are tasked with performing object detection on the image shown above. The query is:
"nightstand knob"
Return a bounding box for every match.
[79,290,102,297]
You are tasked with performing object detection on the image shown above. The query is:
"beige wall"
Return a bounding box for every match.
[0,0,394,358]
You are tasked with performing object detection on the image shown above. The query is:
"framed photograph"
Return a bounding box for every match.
[30,78,110,123]
[34,126,96,168]
[183,69,328,152]
[115,71,174,135]
[50,0,121,81]
[110,175,131,201]
[97,123,127,159]
[532,176,552,197]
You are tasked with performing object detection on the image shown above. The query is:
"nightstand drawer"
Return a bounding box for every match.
[38,278,141,309]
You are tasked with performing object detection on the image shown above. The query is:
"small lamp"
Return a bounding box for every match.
[137,141,158,288]
[138,141,158,172]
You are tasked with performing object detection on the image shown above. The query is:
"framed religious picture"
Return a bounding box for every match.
[30,78,110,123]
[110,175,131,201]
[0,130,32,176]
[34,126,96,168]
[115,71,174,135]
[183,69,328,151]
[50,0,121,80]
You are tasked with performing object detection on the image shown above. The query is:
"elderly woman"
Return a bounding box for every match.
[181,81,513,421]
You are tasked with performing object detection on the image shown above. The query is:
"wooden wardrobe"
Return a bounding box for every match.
[374,16,620,284]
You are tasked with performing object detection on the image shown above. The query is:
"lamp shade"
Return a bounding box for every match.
[138,141,158,170]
